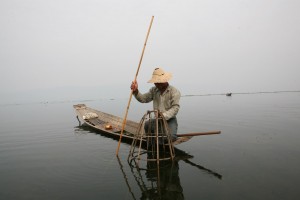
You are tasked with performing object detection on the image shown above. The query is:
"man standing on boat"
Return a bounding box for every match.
[130,67,181,141]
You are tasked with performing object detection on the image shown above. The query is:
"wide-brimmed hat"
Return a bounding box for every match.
[147,68,172,83]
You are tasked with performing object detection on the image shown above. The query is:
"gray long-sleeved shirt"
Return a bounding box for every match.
[134,85,181,120]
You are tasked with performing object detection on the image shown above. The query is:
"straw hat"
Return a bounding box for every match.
[147,68,173,83]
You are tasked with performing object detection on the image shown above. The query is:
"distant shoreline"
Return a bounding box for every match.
[1,90,300,107]
[182,90,300,97]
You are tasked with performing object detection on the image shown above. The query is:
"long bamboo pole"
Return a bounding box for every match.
[177,131,221,137]
[116,16,154,156]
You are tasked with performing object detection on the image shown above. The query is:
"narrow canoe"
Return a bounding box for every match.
[73,104,192,145]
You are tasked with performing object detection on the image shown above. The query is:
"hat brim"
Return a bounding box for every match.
[147,72,172,83]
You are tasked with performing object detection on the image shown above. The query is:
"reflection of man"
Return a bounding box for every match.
[141,160,184,200]
[131,67,181,141]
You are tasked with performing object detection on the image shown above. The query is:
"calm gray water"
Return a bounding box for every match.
[1,92,300,200]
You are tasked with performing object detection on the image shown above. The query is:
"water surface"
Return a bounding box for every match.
[0,92,299,199]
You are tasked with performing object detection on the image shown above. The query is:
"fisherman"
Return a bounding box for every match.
[130,67,181,141]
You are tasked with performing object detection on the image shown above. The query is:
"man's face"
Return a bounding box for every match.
[154,83,166,90]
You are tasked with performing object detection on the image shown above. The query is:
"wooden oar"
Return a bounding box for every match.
[116,16,154,156]
[177,131,221,137]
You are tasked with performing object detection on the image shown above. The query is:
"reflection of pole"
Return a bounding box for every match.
[183,159,222,180]
[116,156,137,200]
[157,163,161,197]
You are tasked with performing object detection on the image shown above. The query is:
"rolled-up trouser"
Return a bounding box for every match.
[144,117,178,140]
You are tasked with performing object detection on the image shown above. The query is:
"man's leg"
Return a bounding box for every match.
[167,117,178,141]
[144,118,178,142]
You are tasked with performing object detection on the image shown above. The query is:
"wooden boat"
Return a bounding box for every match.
[73,104,220,145]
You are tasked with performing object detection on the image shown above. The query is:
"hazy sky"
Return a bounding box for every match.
[1,0,299,100]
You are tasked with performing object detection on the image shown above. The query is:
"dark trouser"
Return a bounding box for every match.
[144,117,178,140]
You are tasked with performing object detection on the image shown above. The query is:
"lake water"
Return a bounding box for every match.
[0,92,300,200]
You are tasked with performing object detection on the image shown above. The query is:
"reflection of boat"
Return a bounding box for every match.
[73,104,220,145]
[74,125,192,158]
[117,152,222,199]
[74,104,222,198]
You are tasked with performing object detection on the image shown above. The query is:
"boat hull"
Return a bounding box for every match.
[73,104,192,145]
